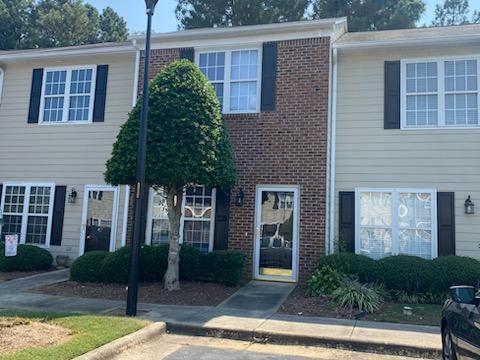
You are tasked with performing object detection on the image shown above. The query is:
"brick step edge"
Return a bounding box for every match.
[74,322,167,360]
[166,321,441,359]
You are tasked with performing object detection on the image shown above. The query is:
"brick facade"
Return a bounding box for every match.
[128,37,330,281]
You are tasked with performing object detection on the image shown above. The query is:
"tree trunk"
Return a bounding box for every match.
[163,186,183,291]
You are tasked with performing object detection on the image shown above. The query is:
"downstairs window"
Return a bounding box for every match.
[356,189,437,259]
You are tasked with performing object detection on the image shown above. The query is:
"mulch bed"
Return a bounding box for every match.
[278,286,357,319]
[0,268,55,282]
[32,281,239,307]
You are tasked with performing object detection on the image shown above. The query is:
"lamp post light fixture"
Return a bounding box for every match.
[236,188,244,207]
[126,0,159,317]
[465,195,475,215]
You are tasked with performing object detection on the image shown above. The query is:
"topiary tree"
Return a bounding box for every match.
[105,60,237,291]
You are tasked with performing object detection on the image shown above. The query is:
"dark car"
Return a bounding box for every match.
[442,286,480,359]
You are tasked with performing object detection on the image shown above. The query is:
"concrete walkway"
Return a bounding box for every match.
[0,270,442,358]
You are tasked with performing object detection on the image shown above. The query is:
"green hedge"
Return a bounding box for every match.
[314,253,480,298]
[0,243,53,272]
[71,245,246,286]
[70,251,109,283]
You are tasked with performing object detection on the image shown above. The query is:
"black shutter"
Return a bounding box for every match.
[179,48,194,62]
[438,192,456,256]
[261,42,277,112]
[214,190,230,250]
[384,61,401,129]
[28,68,44,124]
[93,65,109,122]
[339,191,355,253]
[50,186,67,246]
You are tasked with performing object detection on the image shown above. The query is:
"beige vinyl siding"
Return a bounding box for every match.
[335,44,480,258]
[0,53,136,260]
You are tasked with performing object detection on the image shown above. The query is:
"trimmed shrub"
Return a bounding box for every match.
[70,251,109,282]
[140,245,168,282]
[430,256,480,293]
[179,245,202,281]
[202,250,246,286]
[316,253,378,283]
[376,255,432,293]
[0,244,53,272]
[75,245,246,286]
[100,246,131,284]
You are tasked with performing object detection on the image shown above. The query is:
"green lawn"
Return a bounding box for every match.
[364,303,443,326]
[0,310,149,360]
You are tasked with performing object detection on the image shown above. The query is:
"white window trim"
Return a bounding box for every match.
[145,187,217,252]
[0,67,4,104]
[195,46,263,114]
[354,188,438,259]
[79,184,119,255]
[0,182,56,248]
[39,65,97,125]
[401,55,480,130]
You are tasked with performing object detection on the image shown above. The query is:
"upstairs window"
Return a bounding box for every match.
[197,49,261,113]
[402,58,479,128]
[40,66,96,123]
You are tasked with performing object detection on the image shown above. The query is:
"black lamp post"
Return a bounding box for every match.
[126,0,159,317]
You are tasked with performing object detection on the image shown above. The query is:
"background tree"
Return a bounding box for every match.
[99,7,128,43]
[0,0,127,50]
[105,60,237,291]
[311,0,426,32]
[176,0,308,29]
[0,0,34,50]
[432,0,479,26]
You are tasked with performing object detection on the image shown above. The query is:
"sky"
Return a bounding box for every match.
[86,0,473,34]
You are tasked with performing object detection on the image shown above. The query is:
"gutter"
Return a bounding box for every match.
[334,33,480,50]
[0,45,136,61]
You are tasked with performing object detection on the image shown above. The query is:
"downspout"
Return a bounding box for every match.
[121,40,141,247]
[326,46,338,255]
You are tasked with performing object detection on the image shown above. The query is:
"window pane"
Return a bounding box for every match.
[444,94,478,126]
[26,216,48,245]
[28,186,51,215]
[1,215,22,240]
[398,192,432,228]
[43,97,64,122]
[360,228,392,259]
[199,52,225,81]
[183,186,213,252]
[231,50,258,80]
[230,81,257,112]
[3,186,25,214]
[151,189,170,245]
[406,62,437,94]
[360,192,392,226]
[399,229,432,259]
[405,95,438,127]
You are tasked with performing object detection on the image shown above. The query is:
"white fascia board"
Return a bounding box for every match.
[0,45,136,62]
[334,34,480,50]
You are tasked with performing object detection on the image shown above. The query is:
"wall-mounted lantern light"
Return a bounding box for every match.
[68,188,78,204]
[465,195,475,215]
[236,188,244,207]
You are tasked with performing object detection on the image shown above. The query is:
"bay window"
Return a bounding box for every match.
[146,185,216,252]
[402,58,479,128]
[356,189,437,259]
[197,49,261,113]
[0,183,55,246]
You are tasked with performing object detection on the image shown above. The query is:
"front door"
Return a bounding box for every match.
[80,186,118,254]
[254,186,299,282]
